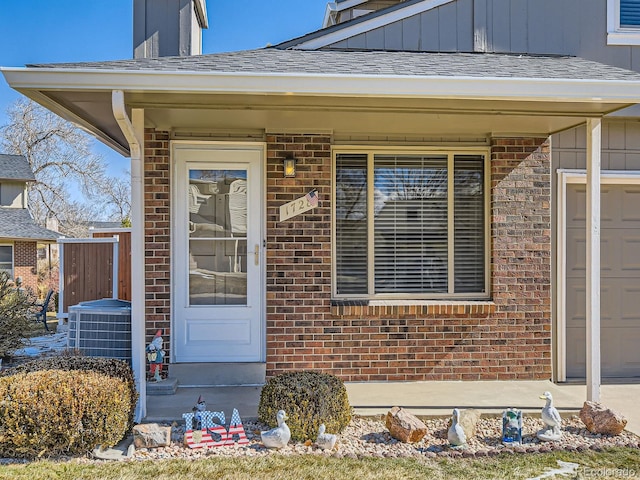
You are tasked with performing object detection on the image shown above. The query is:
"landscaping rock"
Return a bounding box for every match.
[579,401,627,435]
[385,406,428,443]
[133,423,172,448]
[447,408,481,439]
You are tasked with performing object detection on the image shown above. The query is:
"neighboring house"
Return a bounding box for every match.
[0,154,59,292]
[5,0,640,419]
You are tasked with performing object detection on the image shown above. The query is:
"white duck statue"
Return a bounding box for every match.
[315,424,338,450]
[448,408,467,448]
[261,410,291,449]
[537,391,562,441]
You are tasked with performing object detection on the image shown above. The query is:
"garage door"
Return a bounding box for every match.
[566,183,640,378]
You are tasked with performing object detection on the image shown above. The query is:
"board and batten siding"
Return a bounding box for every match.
[553,121,640,171]
[326,0,474,51]
[326,0,640,73]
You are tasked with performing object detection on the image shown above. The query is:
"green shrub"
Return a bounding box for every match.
[0,272,37,358]
[258,371,352,442]
[0,370,131,458]
[1,353,138,431]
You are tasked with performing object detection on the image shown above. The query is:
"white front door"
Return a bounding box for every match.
[173,143,264,362]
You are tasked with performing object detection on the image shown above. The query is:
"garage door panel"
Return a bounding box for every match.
[565,183,640,379]
[621,187,640,224]
[566,326,586,378]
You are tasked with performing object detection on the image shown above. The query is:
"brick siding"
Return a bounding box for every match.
[14,240,38,292]
[265,134,552,381]
[143,132,552,382]
[144,129,171,367]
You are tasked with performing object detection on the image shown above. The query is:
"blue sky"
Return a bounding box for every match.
[0,0,328,177]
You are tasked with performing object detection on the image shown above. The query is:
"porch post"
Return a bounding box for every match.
[586,117,601,402]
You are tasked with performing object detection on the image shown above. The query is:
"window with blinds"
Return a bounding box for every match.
[334,151,488,299]
[621,0,640,27]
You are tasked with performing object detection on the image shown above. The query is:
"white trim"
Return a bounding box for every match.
[323,2,338,28]
[295,0,456,49]
[335,0,369,12]
[585,118,601,402]
[4,67,640,105]
[607,0,640,45]
[556,168,640,383]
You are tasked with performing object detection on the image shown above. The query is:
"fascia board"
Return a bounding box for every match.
[334,0,369,12]
[194,0,208,29]
[293,0,456,50]
[4,67,640,106]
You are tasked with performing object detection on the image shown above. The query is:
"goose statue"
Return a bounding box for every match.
[448,408,467,448]
[537,391,563,441]
[315,424,338,450]
[261,410,291,449]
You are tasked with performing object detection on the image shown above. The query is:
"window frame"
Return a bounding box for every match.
[331,146,491,301]
[607,0,640,45]
[0,244,14,278]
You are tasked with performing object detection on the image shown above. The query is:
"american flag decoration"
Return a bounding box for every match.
[183,412,215,449]
[183,410,228,449]
[225,408,249,445]
[305,189,318,208]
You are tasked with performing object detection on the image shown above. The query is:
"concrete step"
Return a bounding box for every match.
[169,363,266,387]
[147,377,179,396]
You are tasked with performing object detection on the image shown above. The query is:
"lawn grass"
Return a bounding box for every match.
[1,447,638,480]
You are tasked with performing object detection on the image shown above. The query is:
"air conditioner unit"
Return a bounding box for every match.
[68,299,132,363]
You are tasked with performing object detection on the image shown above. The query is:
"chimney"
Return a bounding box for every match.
[133,0,209,59]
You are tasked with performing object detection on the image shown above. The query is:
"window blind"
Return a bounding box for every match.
[373,155,448,293]
[621,0,640,27]
[335,154,368,295]
[454,156,485,293]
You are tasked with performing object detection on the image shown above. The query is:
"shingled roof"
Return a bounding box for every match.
[0,154,36,182]
[27,48,640,82]
[0,208,59,241]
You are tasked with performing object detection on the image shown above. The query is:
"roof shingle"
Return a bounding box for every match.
[0,208,59,241]
[28,49,640,82]
[0,154,36,182]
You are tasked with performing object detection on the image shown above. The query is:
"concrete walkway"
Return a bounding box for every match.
[144,380,640,436]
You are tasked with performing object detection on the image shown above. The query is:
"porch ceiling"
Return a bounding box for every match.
[10,87,636,157]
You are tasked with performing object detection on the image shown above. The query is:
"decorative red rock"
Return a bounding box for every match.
[579,401,627,436]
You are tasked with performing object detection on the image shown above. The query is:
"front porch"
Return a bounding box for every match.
[143,378,640,436]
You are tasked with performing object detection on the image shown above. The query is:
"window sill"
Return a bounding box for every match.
[607,30,640,45]
[331,299,496,316]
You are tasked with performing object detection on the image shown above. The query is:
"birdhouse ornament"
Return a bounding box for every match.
[146,329,165,382]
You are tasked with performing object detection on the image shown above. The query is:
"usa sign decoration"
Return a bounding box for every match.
[183,408,249,449]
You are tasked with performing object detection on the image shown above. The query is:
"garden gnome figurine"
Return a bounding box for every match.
[192,395,206,430]
[146,329,165,382]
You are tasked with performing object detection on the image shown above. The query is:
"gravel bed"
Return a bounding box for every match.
[129,415,640,461]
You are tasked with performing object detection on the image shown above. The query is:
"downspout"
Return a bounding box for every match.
[112,90,146,422]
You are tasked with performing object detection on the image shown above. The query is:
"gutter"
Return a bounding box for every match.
[5,67,640,103]
[112,90,146,423]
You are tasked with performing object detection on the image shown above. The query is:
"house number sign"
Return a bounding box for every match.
[279,190,318,222]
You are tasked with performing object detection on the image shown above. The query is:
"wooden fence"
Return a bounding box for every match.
[58,229,131,317]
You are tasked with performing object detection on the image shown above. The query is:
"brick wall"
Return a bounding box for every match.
[143,132,552,382]
[144,129,171,365]
[14,240,38,292]
[265,134,552,381]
